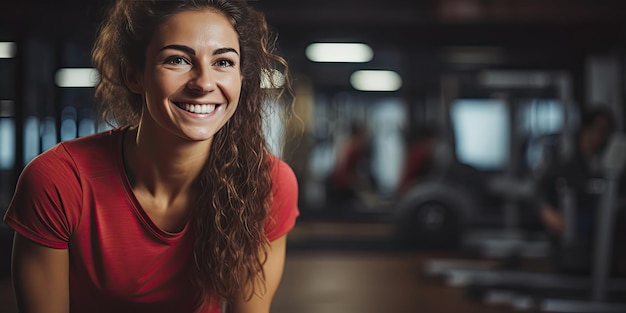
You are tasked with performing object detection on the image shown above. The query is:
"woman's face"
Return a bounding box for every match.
[133,9,242,143]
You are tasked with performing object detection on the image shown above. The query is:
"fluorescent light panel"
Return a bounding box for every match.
[350,70,402,91]
[306,43,373,63]
[0,42,16,59]
[55,68,100,87]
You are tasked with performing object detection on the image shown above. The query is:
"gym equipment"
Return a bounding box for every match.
[394,181,473,249]
[425,133,626,312]
[539,132,626,312]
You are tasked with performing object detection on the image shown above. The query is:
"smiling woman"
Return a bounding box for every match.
[128,9,243,143]
[3,1,298,313]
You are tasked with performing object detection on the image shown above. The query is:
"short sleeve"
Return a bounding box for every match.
[264,156,299,242]
[3,144,82,249]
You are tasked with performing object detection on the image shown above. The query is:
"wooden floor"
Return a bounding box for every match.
[0,221,530,313]
[272,251,519,313]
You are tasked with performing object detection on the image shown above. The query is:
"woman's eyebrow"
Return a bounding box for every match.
[160,44,196,55]
[159,45,239,56]
[213,47,239,56]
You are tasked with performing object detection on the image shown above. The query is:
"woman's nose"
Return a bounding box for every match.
[187,68,216,93]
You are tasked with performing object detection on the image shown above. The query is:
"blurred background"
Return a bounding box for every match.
[2,0,626,312]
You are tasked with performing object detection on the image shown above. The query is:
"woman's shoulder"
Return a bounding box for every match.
[60,127,124,156]
[266,154,299,241]
[268,154,297,185]
[21,127,125,183]
[59,127,126,171]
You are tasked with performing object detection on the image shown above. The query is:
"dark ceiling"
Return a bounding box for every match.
[250,0,626,90]
[2,0,626,91]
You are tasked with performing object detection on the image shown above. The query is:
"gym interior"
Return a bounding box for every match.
[2,1,626,312]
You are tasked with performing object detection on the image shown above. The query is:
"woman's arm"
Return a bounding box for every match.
[230,234,288,313]
[11,233,69,313]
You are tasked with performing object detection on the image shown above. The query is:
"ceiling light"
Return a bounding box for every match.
[350,70,402,91]
[55,68,100,87]
[305,43,373,63]
[0,42,16,59]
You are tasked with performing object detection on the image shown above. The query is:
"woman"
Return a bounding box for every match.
[3,0,299,312]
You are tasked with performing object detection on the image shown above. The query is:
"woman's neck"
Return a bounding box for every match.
[124,126,210,199]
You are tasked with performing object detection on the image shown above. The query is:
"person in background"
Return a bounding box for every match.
[536,107,619,274]
[397,125,440,195]
[3,0,299,312]
[326,122,374,212]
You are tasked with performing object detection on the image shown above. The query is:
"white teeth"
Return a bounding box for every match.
[182,103,216,114]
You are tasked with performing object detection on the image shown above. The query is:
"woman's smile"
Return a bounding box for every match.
[174,102,221,114]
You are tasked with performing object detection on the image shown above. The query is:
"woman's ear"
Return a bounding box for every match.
[124,67,144,94]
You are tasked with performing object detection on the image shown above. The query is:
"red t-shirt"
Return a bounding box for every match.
[3,127,299,313]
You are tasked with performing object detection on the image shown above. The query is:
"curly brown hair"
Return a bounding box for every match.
[91,0,293,304]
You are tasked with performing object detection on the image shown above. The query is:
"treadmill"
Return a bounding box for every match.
[426,133,626,312]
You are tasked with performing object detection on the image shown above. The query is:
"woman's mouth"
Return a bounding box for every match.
[175,102,218,114]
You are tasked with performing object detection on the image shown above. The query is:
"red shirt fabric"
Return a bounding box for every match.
[3,127,299,313]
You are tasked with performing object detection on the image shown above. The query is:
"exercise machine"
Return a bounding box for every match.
[425,133,626,312]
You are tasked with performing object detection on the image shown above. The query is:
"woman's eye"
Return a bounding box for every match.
[214,59,234,67]
[164,56,190,65]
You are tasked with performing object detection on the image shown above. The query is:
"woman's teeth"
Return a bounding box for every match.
[181,103,216,114]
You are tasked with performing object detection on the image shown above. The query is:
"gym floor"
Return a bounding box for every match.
[0,220,537,313]
[272,251,519,313]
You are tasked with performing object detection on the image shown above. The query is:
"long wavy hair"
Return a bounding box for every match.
[91,0,293,304]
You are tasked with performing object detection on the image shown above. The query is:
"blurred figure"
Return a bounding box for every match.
[397,125,440,195]
[326,122,375,212]
[536,107,620,274]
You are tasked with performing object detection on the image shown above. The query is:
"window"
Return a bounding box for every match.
[451,99,510,170]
